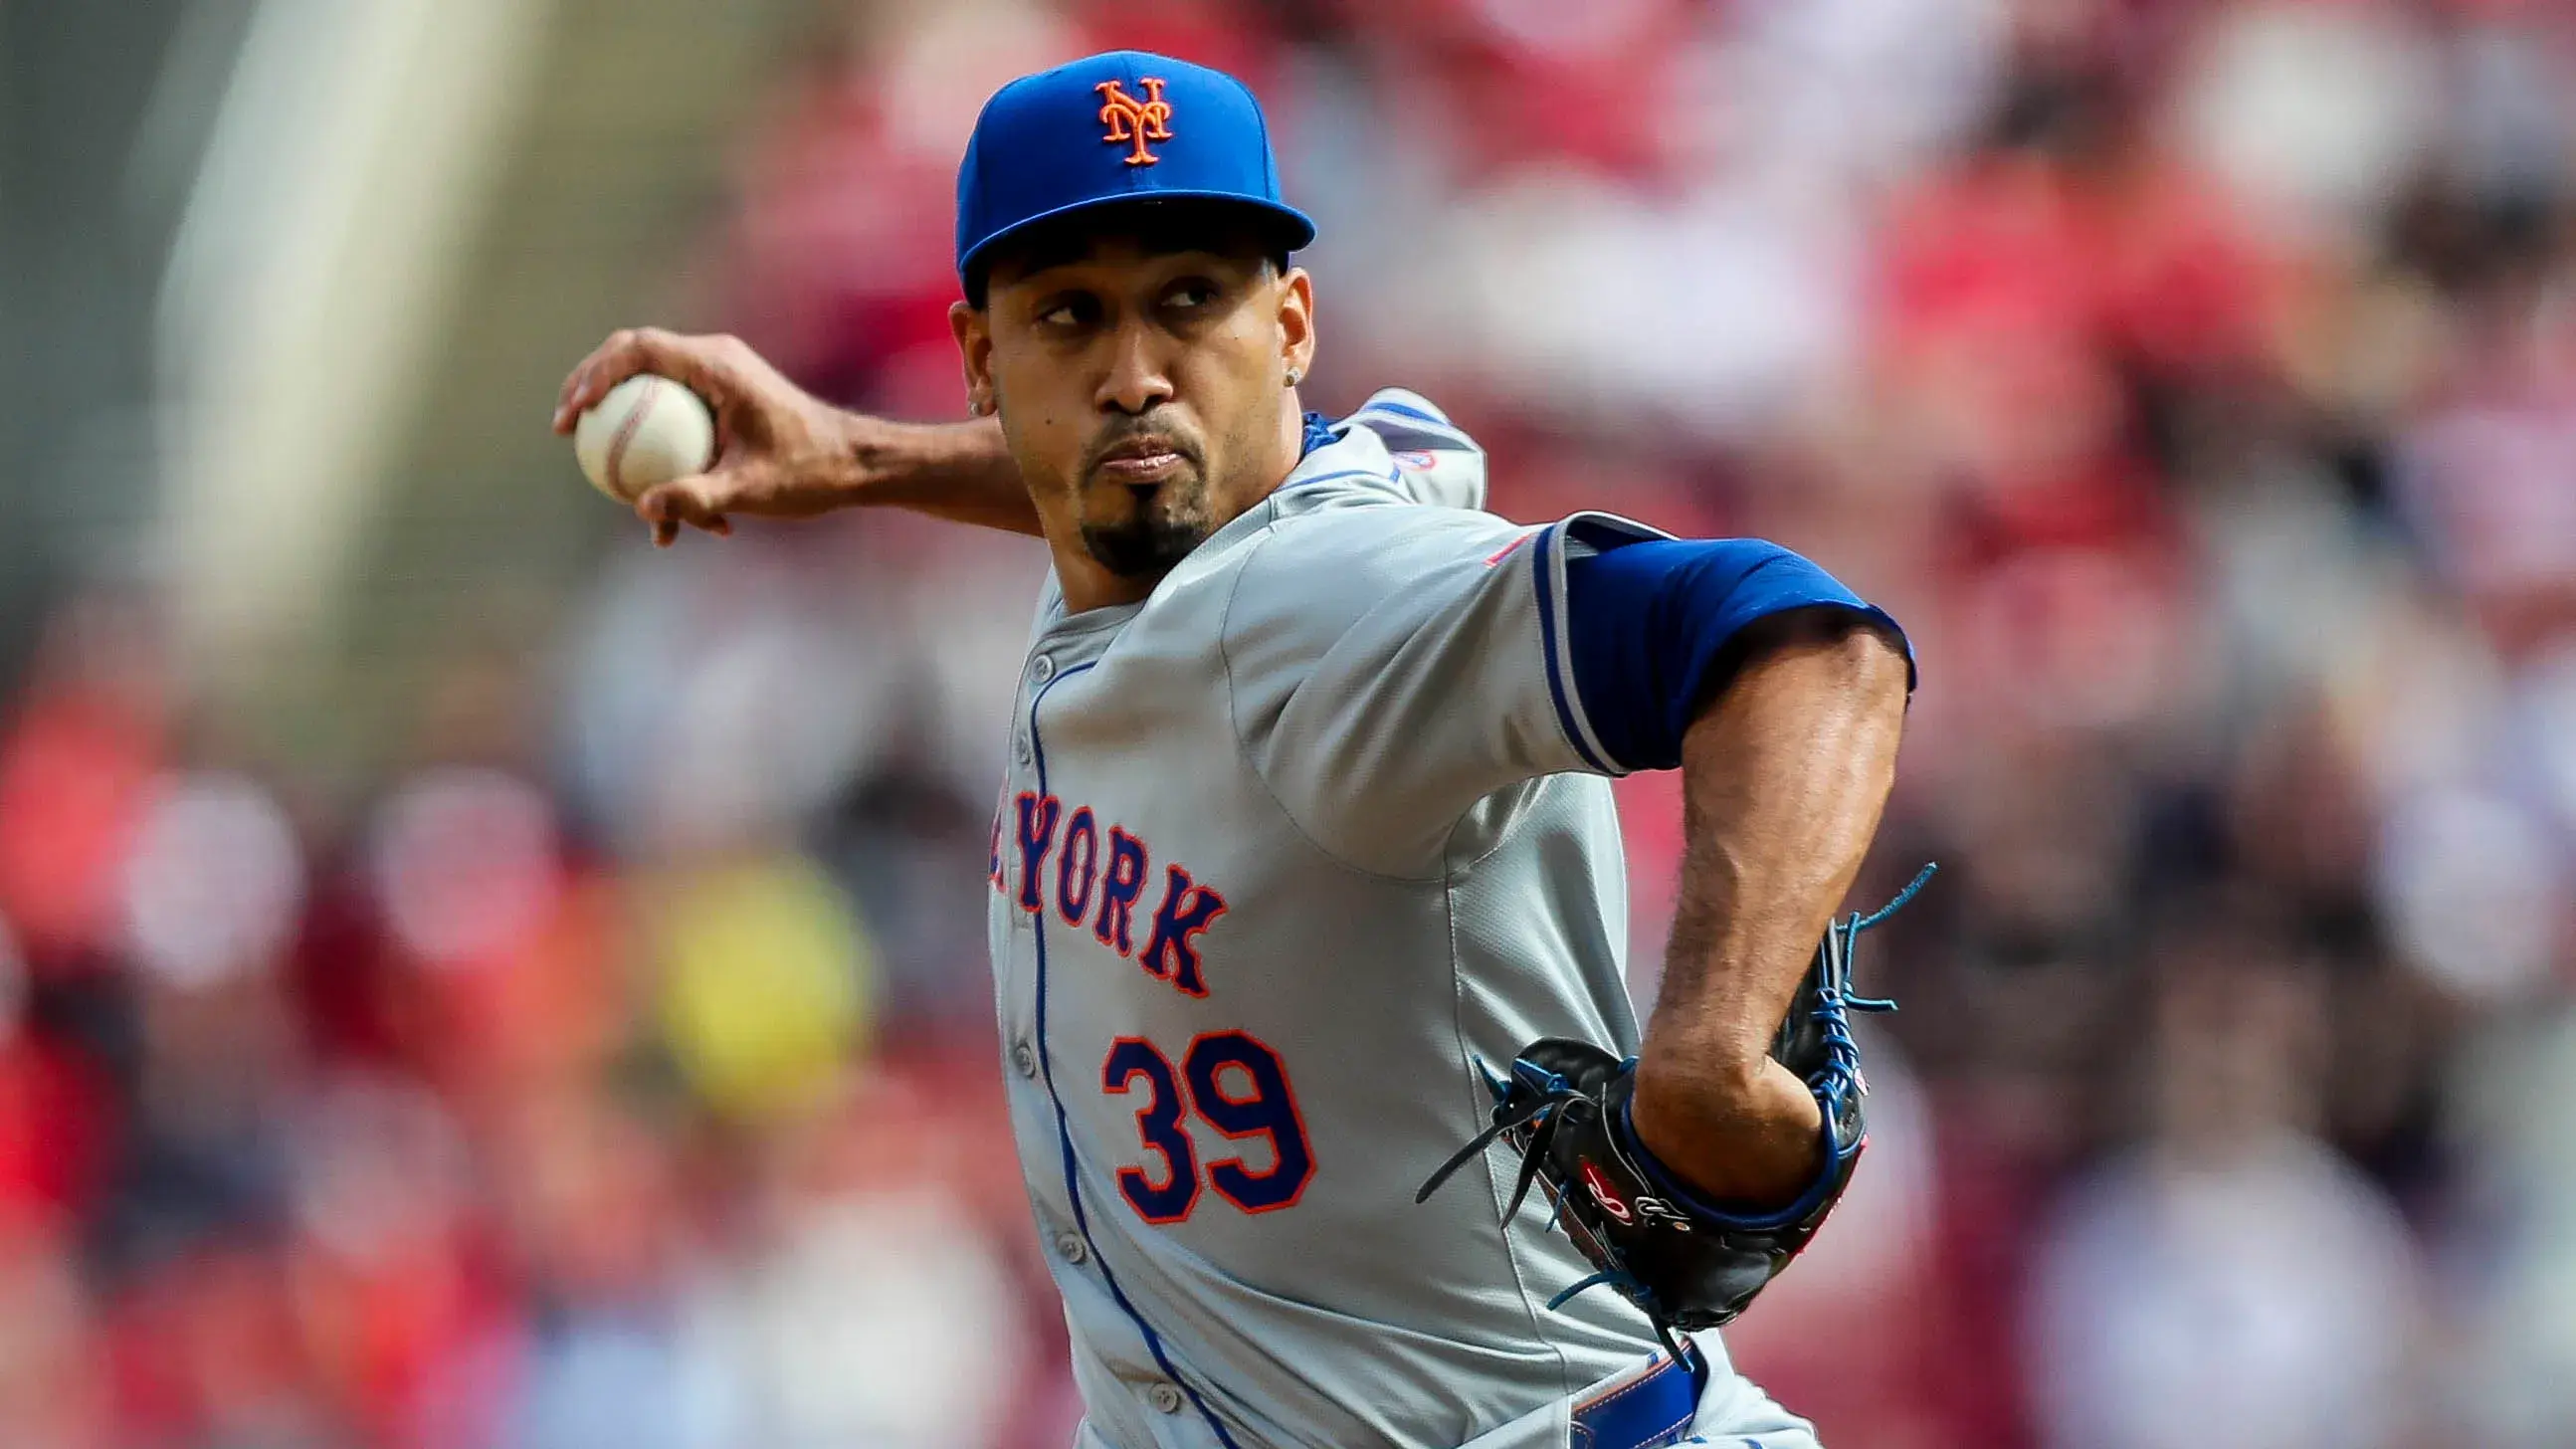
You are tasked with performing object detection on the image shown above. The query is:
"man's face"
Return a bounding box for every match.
[953,226,1313,584]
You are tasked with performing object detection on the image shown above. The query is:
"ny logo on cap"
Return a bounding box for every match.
[1094,78,1174,166]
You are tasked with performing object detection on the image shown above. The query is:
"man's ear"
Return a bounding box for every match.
[950,300,997,417]
[1278,267,1315,389]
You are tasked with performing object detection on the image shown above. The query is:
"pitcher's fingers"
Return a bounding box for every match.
[634,476,727,531]
[555,333,632,431]
[555,328,701,433]
[555,330,649,432]
[645,515,728,544]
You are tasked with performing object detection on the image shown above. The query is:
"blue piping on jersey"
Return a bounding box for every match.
[1350,396,1449,428]
[1027,661,1250,1449]
[1338,401,1477,454]
[1530,524,1614,774]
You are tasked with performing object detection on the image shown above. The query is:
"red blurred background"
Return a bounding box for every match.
[3,1,2575,1445]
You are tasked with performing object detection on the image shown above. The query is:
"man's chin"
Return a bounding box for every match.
[1080,518,1209,579]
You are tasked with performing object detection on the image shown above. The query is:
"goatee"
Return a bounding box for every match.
[1082,513,1210,578]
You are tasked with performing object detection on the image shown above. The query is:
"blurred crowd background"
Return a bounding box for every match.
[5,0,2576,1445]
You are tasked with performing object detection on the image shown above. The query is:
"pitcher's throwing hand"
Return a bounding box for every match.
[554,326,1018,545]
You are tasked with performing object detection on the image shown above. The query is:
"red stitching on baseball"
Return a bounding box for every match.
[603,384,655,499]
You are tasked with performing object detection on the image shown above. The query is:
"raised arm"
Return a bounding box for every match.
[1626,612,1909,1205]
[551,328,1040,545]
[1402,531,1914,1339]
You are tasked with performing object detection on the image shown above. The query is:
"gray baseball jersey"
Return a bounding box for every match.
[985,391,1824,1449]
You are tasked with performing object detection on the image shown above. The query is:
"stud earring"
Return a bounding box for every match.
[1285,367,1303,386]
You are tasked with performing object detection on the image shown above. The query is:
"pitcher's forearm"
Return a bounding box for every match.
[1629,618,1908,1204]
[555,327,1045,541]
[850,416,1043,535]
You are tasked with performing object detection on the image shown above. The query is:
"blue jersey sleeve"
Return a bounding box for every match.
[1559,527,1911,773]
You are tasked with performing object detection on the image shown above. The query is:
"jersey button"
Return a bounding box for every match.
[1014,734,1033,766]
[1031,653,1057,685]
[1013,1040,1039,1079]
[1147,1382,1185,1415]
[1054,1231,1089,1264]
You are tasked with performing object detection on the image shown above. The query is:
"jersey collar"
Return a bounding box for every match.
[1299,410,1337,458]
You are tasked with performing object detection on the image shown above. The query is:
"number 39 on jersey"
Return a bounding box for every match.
[1102,1031,1314,1224]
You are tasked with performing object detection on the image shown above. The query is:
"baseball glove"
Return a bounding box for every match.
[1418,865,1933,1357]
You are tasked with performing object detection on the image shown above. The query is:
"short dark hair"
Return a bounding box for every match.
[965,199,1295,309]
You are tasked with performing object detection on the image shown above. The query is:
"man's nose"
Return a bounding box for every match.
[1095,320,1175,416]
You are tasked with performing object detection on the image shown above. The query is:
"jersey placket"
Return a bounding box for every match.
[1012,629,1246,1449]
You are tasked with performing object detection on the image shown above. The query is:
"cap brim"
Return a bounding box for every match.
[958,191,1317,285]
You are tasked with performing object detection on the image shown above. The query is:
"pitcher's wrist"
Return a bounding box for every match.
[1629,1055,1824,1210]
[836,411,904,504]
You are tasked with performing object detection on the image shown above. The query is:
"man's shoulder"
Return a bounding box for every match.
[1329,387,1483,458]
[1282,389,1489,512]
[1233,497,1533,623]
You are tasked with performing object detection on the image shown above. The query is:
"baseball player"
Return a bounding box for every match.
[555,52,1915,1449]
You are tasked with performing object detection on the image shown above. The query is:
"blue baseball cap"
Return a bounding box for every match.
[955,50,1315,289]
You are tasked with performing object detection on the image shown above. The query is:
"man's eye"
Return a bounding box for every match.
[1168,283,1216,309]
[1039,298,1094,327]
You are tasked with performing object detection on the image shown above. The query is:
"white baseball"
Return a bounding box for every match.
[573,374,717,504]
